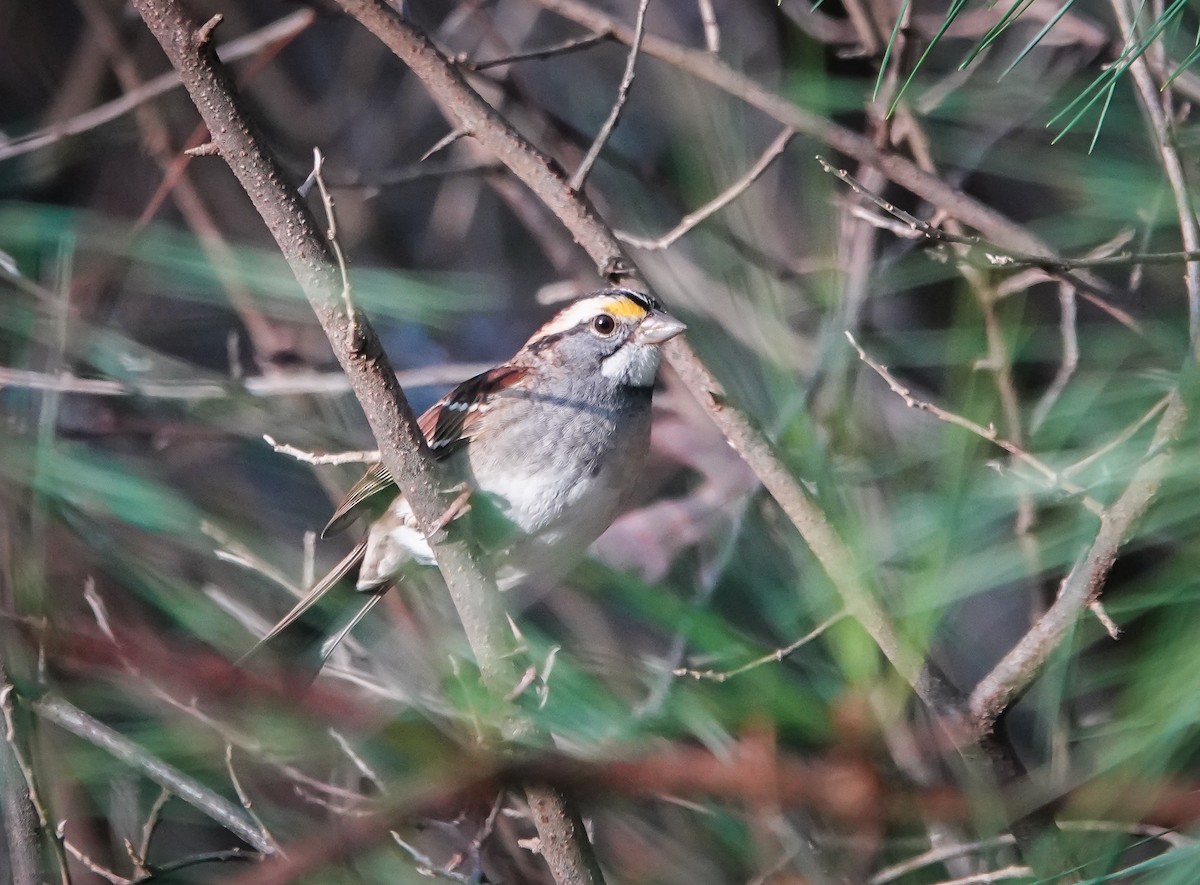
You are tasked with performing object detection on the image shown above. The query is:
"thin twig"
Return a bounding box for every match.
[674,612,849,682]
[330,730,387,795]
[458,31,613,70]
[1030,283,1079,433]
[130,5,606,884]
[2,676,69,884]
[63,837,134,884]
[0,10,316,163]
[134,787,172,871]
[871,834,1017,884]
[310,148,354,318]
[934,866,1033,885]
[0,363,493,400]
[618,126,795,250]
[1061,391,1173,479]
[696,0,720,52]
[391,832,475,883]
[846,333,1104,516]
[1088,600,1120,639]
[420,128,470,162]
[570,0,650,191]
[224,744,280,855]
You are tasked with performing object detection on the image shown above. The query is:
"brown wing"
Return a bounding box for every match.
[321,461,395,537]
[418,365,528,456]
[321,365,528,537]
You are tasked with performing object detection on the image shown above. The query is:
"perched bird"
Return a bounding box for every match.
[245,288,686,664]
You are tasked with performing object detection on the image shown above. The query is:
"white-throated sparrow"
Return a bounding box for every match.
[247,288,685,660]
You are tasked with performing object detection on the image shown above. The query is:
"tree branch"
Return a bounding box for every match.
[127,3,605,883]
[330,0,932,708]
[968,390,1188,735]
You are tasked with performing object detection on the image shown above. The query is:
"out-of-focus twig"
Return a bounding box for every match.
[0,363,494,400]
[0,10,316,164]
[1111,0,1200,349]
[31,693,275,854]
[617,126,795,251]
[847,333,1103,515]
[673,611,848,682]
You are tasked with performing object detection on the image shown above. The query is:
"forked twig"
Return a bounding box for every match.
[846,333,1104,516]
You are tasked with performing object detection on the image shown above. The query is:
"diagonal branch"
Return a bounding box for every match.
[968,390,1188,736]
[32,693,274,854]
[618,126,795,251]
[329,0,929,703]
[126,4,604,884]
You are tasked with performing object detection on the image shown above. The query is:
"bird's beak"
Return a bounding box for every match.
[633,309,687,345]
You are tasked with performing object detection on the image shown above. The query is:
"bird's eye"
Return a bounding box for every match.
[591,313,617,336]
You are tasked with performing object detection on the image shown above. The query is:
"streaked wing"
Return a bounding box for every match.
[321,364,528,537]
[322,462,394,537]
[418,365,528,455]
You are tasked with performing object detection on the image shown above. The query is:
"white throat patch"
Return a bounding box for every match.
[601,342,660,387]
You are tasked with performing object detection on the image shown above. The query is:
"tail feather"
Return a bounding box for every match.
[316,591,385,666]
[237,540,368,666]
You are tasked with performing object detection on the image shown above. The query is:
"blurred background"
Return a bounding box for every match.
[4,0,1200,882]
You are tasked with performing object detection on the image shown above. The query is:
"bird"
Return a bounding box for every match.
[243,288,686,666]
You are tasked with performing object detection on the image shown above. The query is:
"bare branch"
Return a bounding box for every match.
[457,31,613,71]
[31,694,274,854]
[262,435,380,466]
[674,612,848,682]
[968,391,1188,736]
[570,0,650,191]
[618,126,795,251]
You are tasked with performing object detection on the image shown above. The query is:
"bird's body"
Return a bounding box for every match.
[359,359,654,590]
[244,288,684,663]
